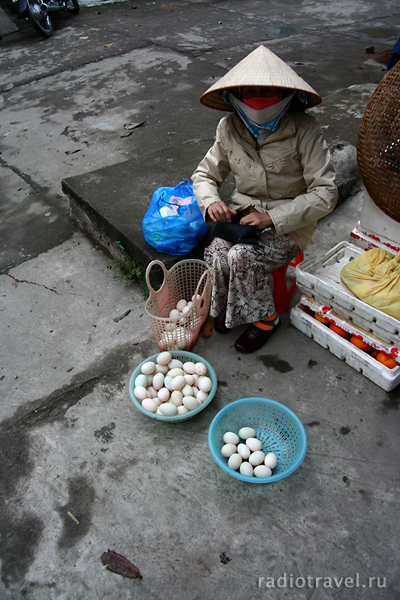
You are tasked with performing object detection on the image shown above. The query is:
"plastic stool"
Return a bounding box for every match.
[271,253,304,313]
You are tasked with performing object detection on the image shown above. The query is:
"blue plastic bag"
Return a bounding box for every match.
[142,179,209,256]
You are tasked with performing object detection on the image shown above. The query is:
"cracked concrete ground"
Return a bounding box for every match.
[0,1,400,599]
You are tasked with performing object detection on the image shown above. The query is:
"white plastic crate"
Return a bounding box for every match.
[296,241,400,346]
[300,294,400,358]
[350,225,400,254]
[290,304,400,392]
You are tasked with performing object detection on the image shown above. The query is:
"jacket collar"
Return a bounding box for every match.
[231,111,297,151]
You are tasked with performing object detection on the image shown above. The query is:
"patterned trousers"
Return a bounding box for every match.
[204,230,301,329]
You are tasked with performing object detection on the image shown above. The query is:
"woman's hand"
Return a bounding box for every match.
[207,201,237,222]
[240,211,273,230]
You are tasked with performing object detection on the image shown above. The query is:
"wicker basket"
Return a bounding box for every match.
[357,61,400,222]
[208,397,307,483]
[145,259,211,351]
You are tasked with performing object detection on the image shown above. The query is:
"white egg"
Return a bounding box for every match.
[228,453,243,471]
[238,426,256,440]
[141,398,158,413]
[170,390,183,406]
[164,375,173,391]
[157,388,170,403]
[174,326,187,342]
[254,465,272,478]
[146,374,154,386]
[183,362,196,374]
[177,405,189,414]
[157,351,172,365]
[141,361,156,375]
[182,305,191,315]
[246,437,262,452]
[156,408,163,415]
[146,386,158,399]
[182,384,193,397]
[221,443,237,458]
[165,322,177,331]
[134,386,148,401]
[195,362,207,376]
[159,332,174,349]
[198,376,212,393]
[168,359,183,369]
[264,452,278,469]
[192,294,201,302]
[237,443,251,460]
[152,372,165,391]
[171,375,186,390]
[192,374,199,387]
[159,403,178,416]
[240,462,254,477]
[249,450,265,466]
[169,309,181,319]
[134,373,148,388]
[196,389,208,403]
[155,364,169,374]
[184,374,195,386]
[176,299,187,312]
[223,432,240,445]
[167,368,185,378]
[182,396,199,411]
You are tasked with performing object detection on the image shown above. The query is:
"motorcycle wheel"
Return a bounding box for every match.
[65,0,79,14]
[25,0,54,37]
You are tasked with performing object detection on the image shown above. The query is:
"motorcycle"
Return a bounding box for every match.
[14,0,79,38]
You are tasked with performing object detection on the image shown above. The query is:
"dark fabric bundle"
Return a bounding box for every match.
[212,212,259,244]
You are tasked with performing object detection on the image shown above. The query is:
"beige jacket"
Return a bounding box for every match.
[192,111,338,251]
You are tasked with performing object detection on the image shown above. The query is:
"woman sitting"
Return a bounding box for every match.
[192,45,338,353]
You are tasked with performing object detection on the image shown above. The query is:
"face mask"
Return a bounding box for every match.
[226,90,296,137]
[242,93,281,110]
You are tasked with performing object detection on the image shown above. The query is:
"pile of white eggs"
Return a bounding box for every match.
[221,426,278,478]
[134,351,213,417]
[159,297,203,351]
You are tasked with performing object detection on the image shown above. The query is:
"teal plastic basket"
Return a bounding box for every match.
[208,398,307,483]
[129,350,217,422]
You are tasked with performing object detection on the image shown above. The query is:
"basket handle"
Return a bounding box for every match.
[194,268,209,299]
[145,260,168,296]
[194,268,210,315]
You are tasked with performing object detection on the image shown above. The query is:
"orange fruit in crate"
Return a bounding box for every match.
[375,351,398,369]
[371,349,379,358]
[349,335,371,352]
[314,313,330,325]
[303,305,315,317]
[329,323,349,338]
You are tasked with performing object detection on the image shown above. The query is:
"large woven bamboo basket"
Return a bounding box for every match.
[357,61,400,222]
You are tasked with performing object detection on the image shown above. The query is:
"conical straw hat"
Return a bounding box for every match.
[200,45,322,111]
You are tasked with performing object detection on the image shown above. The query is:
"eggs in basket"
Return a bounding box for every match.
[129,350,217,422]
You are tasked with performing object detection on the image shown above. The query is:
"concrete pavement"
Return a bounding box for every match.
[1,1,400,599]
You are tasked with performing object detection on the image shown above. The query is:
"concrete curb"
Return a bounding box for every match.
[62,137,360,273]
